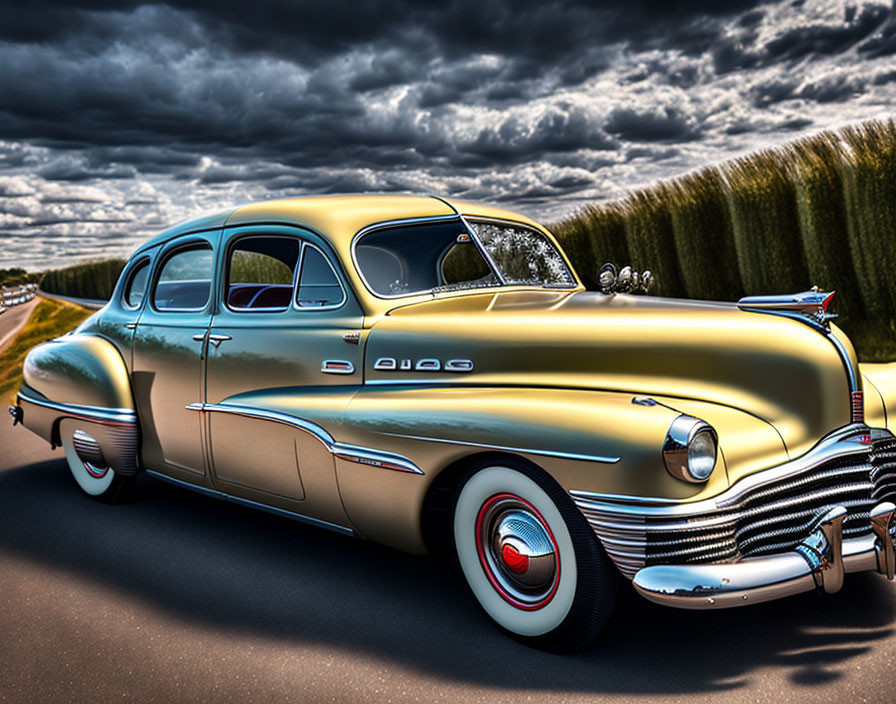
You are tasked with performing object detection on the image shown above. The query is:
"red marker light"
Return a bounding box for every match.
[851,391,864,424]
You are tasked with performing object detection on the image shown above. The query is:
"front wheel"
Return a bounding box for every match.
[453,460,618,652]
[60,419,136,503]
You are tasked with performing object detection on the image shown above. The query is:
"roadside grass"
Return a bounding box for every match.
[0,297,93,403]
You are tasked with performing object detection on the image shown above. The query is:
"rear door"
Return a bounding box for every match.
[132,234,219,484]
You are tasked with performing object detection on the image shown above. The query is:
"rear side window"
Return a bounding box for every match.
[296,246,344,308]
[123,259,150,309]
[226,236,300,311]
[153,245,213,311]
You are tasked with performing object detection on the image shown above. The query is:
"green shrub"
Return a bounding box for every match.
[840,119,896,325]
[623,186,687,298]
[545,118,896,362]
[721,150,810,295]
[551,203,629,288]
[667,167,743,301]
[40,259,126,300]
[785,132,863,324]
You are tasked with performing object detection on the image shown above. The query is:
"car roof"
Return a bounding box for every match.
[132,193,575,316]
[134,194,545,254]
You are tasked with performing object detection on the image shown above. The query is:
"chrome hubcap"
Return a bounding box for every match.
[476,493,559,609]
[72,429,109,478]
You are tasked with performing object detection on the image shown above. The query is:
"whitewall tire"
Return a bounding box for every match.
[453,459,618,651]
[60,419,135,503]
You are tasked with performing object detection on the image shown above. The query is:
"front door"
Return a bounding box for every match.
[203,228,364,524]
[132,234,219,483]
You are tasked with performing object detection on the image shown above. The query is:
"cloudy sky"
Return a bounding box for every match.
[1,0,895,271]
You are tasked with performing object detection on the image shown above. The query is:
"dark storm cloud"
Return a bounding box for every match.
[0,0,882,171]
[1,0,896,270]
[605,106,699,142]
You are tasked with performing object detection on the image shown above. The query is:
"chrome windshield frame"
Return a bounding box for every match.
[350,214,578,300]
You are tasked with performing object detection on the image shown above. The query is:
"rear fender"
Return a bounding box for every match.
[16,334,139,475]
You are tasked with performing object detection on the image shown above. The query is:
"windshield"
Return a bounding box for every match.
[354,218,576,297]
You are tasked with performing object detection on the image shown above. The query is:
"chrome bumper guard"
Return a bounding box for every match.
[633,501,896,609]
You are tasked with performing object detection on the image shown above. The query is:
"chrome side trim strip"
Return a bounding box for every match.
[331,443,424,474]
[187,403,423,474]
[827,331,860,394]
[187,402,335,445]
[144,470,357,537]
[381,431,620,464]
[571,424,892,517]
[17,387,137,426]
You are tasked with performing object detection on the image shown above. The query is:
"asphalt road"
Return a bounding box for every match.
[2,418,896,703]
[0,297,38,351]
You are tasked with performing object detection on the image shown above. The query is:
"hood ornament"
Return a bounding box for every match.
[598,263,653,295]
[737,287,837,331]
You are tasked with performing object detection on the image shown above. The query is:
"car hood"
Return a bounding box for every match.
[365,289,855,456]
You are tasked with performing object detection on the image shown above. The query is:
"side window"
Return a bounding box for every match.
[226,236,300,311]
[123,259,150,309]
[296,245,344,308]
[153,245,213,311]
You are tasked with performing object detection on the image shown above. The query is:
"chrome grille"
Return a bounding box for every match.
[573,434,896,579]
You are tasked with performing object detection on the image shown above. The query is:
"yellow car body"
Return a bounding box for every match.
[11,194,896,648]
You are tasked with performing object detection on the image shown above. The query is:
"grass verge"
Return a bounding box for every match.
[0,298,93,403]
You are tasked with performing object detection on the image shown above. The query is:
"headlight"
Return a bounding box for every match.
[663,415,718,483]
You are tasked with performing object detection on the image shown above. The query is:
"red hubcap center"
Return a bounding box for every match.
[501,544,529,574]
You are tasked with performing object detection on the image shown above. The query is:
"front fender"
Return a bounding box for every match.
[334,385,787,552]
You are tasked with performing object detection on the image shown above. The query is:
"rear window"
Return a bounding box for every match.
[123,259,150,309]
[153,246,213,311]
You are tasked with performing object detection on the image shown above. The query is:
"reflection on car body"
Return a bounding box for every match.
[10,194,896,652]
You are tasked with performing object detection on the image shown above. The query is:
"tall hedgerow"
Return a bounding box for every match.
[721,151,809,295]
[40,259,126,300]
[785,132,863,323]
[840,119,896,324]
[550,203,629,288]
[549,210,597,287]
[623,187,687,298]
[667,167,743,301]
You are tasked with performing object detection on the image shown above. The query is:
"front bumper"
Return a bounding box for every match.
[633,501,896,609]
[569,424,896,608]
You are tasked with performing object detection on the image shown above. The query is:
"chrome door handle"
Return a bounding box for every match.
[192,333,206,342]
[125,322,137,330]
[208,334,232,347]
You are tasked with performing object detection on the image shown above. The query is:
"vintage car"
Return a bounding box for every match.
[9,194,896,652]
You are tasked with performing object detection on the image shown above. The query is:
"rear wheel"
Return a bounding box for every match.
[60,419,136,503]
[453,459,618,652]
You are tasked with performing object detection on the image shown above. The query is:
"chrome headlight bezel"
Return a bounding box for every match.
[663,415,718,483]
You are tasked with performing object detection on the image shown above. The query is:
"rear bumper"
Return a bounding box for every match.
[633,501,896,609]
[10,386,140,476]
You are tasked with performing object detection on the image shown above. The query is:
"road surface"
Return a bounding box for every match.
[1,406,896,702]
[0,296,38,351]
